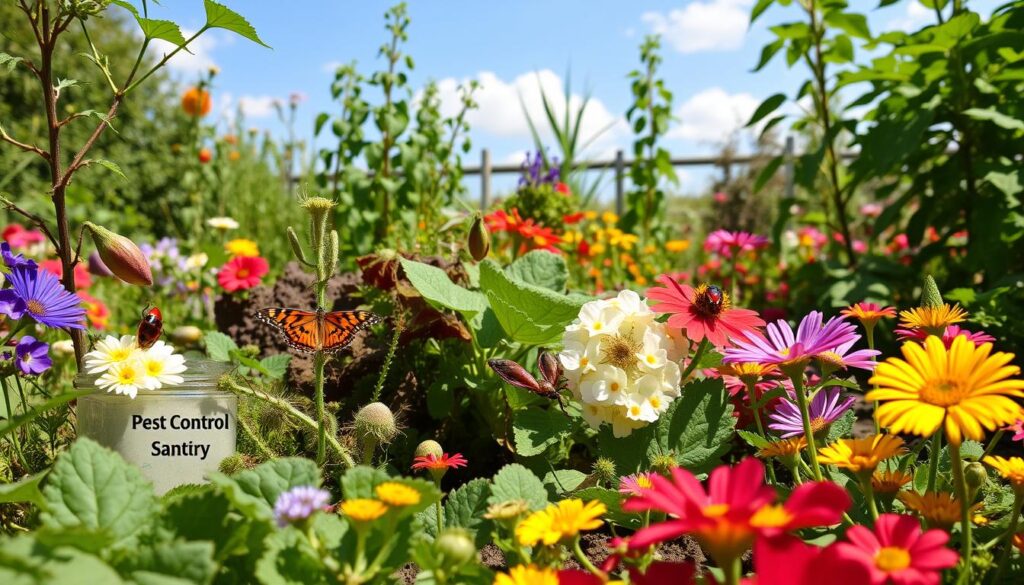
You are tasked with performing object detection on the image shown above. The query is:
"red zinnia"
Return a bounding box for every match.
[77,291,110,330]
[411,452,467,472]
[217,255,268,292]
[646,275,765,347]
[40,259,92,289]
[517,220,562,254]
[829,513,958,585]
[555,182,571,196]
[484,208,523,233]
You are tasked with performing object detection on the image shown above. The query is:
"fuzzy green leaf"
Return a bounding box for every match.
[480,260,585,345]
[506,251,568,292]
[512,407,571,457]
[259,354,292,379]
[210,458,320,522]
[203,330,238,362]
[488,464,547,511]
[0,472,46,506]
[444,478,493,547]
[0,535,124,585]
[399,258,488,318]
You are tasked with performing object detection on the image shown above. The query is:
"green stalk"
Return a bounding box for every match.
[313,351,327,466]
[790,373,823,481]
[680,338,710,382]
[724,557,742,585]
[927,432,942,493]
[747,380,777,485]
[991,490,1023,585]
[983,430,1005,459]
[860,473,879,522]
[949,441,973,582]
[435,500,444,533]
[0,377,29,472]
[865,324,880,434]
[572,537,604,578]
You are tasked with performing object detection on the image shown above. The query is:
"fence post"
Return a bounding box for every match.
[614,149,625,216]
[784,136,795,199]
[480,148,491,210]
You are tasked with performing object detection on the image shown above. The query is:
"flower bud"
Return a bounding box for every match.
[488,359,540,392]
[468,213,490,262]
[651,454,677,476]
[170,325,203,345]
[965,461,987,492]
[592,458,617,486]
[537,352,562,386]
[414,439,444,460]
[83,222,153,286]
[434,528,476,567]
[354,402,399,445]
[483,499,530,522]
[87,251,113,277]
[921,275,943,309]
[286,226,310,265]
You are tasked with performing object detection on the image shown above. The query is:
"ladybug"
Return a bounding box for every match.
[706,285,725,309]
[136,306,164,349]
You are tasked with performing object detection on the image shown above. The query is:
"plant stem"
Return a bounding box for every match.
[991,490,1023,585]
[313,351,327,466]
[680,338,710,382]
[238,414,275,460]
[435,500,444,533]
[949,441,973,582]
[790,373,823,481]
[983,430,1004,459]
[572,537,604,578]
[747,381,777,485]
[865,325,881,434]
[927,432,942,493]
[860,474,879,522]
[725,557,742,585]
[0,377,29,472]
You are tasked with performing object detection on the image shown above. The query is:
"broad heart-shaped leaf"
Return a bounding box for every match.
[651,377,735,473]
[487,464,548,511]
[480,260,585,345]
[512,407,571,457]
[203,0,271,47]
[399,258,488,319]
[0,535,125,585]
[254,528,330,585]
[204,330,237,362]
[209,458,320,522]
[444,478,494,548]
[0,471,46,506]
[41,438,158,548]
[506,251,568,292]
[114,540,215,585]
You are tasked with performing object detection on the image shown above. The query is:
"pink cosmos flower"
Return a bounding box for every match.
[723,311,859,371]
[829,513,958,585]
[704,229,769,258]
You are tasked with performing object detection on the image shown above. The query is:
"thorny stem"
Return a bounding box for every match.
[313,351,327,466]
[238,414,276,459]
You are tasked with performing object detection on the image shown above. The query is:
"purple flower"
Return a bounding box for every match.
[518,150,560,188]
[3,265,85,329]
[15,335,51,375]
[817,339,880,371]
[723,311,858,370]
[1,242,37,271]
[273,486,331,527]
[769,387,855,438]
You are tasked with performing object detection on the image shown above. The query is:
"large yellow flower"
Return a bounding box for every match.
[515,499,605,546]
[898,303,967,331]
[374,482,421,507]
[867,336,1024,445]
[493,565,558,585]
[984,456,1024,491]
[818,435,906,474]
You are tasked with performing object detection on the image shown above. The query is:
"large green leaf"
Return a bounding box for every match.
[203,0,271,47]
[254,529,329,585]
[41,439,158,548]
[0,535,124,585]
[444,478,494,548]
[399,258,488,318]
[506,251,568,292]
[512,407,571,457]
[0,471,46,506]
[210,458,320,522]
[487,464,548,511]
[479,260,584,345]
[116,540,216,585]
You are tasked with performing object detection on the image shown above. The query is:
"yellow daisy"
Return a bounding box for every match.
[756,437,807,460]
[898,303,967,332]
[515,499,605,547]
[898,491,979,530]
[983,456,1024,491]
[665,239,690,253]
[493,565,559,585]
[818,435,907,474]
[225,238,260,257]
[871,469,914,495]
[867,336,1024,445]
[374,482,421,507]
[339,498,388,523]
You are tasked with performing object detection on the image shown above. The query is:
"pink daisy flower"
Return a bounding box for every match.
[646,276,765,347]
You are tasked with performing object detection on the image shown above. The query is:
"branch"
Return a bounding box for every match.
[60,99,121,185]
[0,126,49,160]
[0,196,60,252]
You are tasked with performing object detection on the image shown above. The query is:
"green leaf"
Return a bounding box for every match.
[210,458,320,522]
[825,409,856,444]
[116,540,216,585]
[204,330,238,362]
[737,429,770,449]
[254,529,329,585]
[480,260,585,345]
[203,0,271,47]
[161,487,251,561]
[0,390,91,439]
[444,478,494,547]
[0,52,25,72]
[542,469,587,497]
[512,407,570,457]
[139,19,187,46]
[41,438,159,547]
[488,464,547,511]
[399,258,488,318]
[339,465,392,499]
[753,155,784,193]
[653,378,735,472]
[748,93,787,127]
[89,159,127,181]
[259,354,292,379]
[985,171,1022,202]
[506,251,568,292]
[824,12,871,40]
[963,108,1024,131]
[750,0,774,23]
[0,472,46,506]
[0,535,125,585]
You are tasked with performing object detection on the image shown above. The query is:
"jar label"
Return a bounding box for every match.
[131,413,231,460]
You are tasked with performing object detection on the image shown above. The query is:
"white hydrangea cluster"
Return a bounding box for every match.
[559,290,686,437]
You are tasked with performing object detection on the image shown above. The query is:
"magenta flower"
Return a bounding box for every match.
[723,311,858,371]
[703,229,769,258]
[1006,420,1024,442]
[769,387,855,438]
[817,339,881,371]
[618,472,655,497]
[895,324,995,348]
[829,513,958,585]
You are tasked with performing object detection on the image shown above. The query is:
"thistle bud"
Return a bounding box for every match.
[355,402,399,465]
[651,454,677,476]
[286,226,310,265]
[592,458,617,486]
[434,528,476,567]
[921,275,943,309]
[83,222,153,286]
[488,359,541,392]
[414,439,444,460]
[468,213,490,262]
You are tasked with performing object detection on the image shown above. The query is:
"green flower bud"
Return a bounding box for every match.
[651,454,678,476]
[434,528,476,567]
[414,439,444,459]
[592,457,617,487]
[467,213,490,262]
[921,275,943,309]
[965,461,987,491]
[327,229,340,276]
[286,226,310,265]
[83,222,153,286]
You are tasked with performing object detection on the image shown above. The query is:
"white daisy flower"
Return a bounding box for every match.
[84,335,140,374]
[138,341,187,387]
[207,217,240,230]
[97,359,158,399]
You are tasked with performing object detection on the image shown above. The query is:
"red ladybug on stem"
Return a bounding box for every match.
[137,306,163,349]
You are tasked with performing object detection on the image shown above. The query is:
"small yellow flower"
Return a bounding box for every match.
[563,230,584,245]
[717,362,777,385]
[339,498,388,523]
[584,210,598,221]
[666,239,690,253]
[493,565,558,585]
[757,437,807,459]
[515,499,605,546]
[871,469,914,495]
[984,456,1024,490]
[225,238,260,258]
[642,244,657,255]
[898,491,977,530]
[601,211,619,225]
[590,243,607,256]
[898,304,967,331]
[374,482,421,507]
[818,435,906,474]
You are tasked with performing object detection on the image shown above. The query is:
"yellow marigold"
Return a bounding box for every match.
[225,238,260,258]
[563,230,584,245]
[493,565,558,585]
[871,469,914,495]
[601,211,619,225]
[898,491,977,530]
[515,499,605,546]
[590,243,607,256]
[584,210,598,221]
[818,435,907,474]
[867,336,1024,446]
[339,498,388,523]
[666,239,690,253]
[983,456,1024,490]
[898,303,967,331]
[181,86,211,116]
[374,482,421,507]
[757,437,807,459]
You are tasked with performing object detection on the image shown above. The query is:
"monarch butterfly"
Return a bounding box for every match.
[256,307,382,354]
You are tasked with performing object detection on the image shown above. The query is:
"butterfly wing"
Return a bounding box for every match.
[321,310,383,353]
[257,308,321,353]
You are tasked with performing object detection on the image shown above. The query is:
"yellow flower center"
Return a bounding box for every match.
[601,333,641,370]
[750,504,794,528]
[146,360,164,376]
[636,476,653,489]
[645,354,657,364]
[818,351,844,368]
[610,382,621,392]
[117,366,138,384]
[592,322,603,331]
[875,546,911,572]
[630,405,641,416]
[110,348,132,362]
[649,396,661,409]
[809,416,829,434]
[703,503,730,518]
[778,347,791,357]
[580,357,589,367]
[920,378,969,407]
[26,299,45,315]
[237,268,250,278]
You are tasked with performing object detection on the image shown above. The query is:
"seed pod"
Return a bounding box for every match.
[488,359,540,392]
[83,222,153,286]
[286,226,310,265]
[537,352,562,386]
[434,528,476,566]
[468,213,491,262]
[921,275,943,309]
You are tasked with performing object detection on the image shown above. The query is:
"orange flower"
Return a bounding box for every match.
[181,86,211,116]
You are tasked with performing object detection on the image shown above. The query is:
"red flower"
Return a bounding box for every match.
[484,208,523,233]
[411,452,467,472]
[646,276,765,347]
[829,513,958,585]
[555,182,571,196]
[199,148,213,163]
[217,255,268,292]
[40,259,92,289]
[518,220,562,253]
[622,458,849,566]
[563,212,585,224]
[2,224,45,249]
[751,535,869,585]
[77,291,110,330]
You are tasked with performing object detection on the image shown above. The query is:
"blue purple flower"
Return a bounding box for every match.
[0,265,85,329]
[1,242,37,271]
[518,150,560,187]
[769,387,855,438]
[15,336,51,375]
[273,486,331,527]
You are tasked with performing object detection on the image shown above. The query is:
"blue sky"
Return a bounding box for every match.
[137,0,996,198]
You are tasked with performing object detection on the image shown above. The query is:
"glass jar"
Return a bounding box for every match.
[75,358,237,494]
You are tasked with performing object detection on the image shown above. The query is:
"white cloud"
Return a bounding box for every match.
[887,2,933,33]
[236,95,281,119]
[432,69,628,157]
[669,87,759,143]
[148,29,221,76]
[641,0,752,54]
